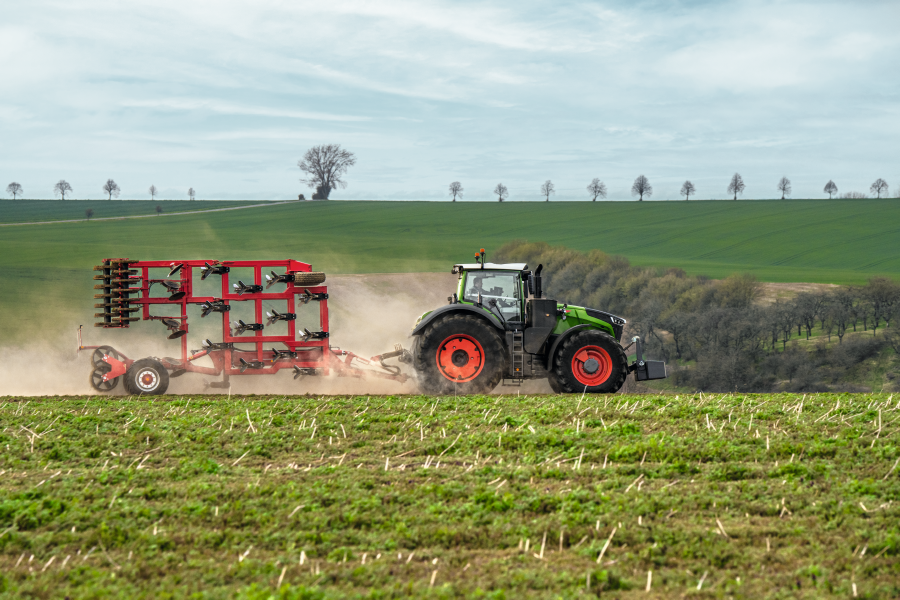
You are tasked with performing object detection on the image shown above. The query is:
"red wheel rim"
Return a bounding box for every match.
[571,345,612,386]
[436,334,485,382]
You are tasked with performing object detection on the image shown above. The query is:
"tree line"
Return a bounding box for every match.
[448,174,894,202]
[4,180,197,200]
[495,241,900,393]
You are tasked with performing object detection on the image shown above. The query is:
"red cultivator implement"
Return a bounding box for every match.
[80,258,410,394]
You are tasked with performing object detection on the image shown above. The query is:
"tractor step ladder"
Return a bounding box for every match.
[504,330,525,385]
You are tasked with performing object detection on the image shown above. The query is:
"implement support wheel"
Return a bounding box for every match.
[123,358,170,396]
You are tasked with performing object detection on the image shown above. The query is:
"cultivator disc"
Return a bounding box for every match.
[93,259,140,329]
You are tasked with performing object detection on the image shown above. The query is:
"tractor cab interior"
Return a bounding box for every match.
[462,270,522,321]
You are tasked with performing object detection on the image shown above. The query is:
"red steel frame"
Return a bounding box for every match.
[80,258,408,386]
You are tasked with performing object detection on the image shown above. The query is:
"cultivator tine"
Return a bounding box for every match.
[160,318,187,339]
[239,358,264,372]
[200,300,230,317]
[232,280,263,296]
[270,347,298,361]
[265,310,296,326]
[200,262,229,280]
[298,328,328,341]
[231,320,264,335]
[265,270,295,289]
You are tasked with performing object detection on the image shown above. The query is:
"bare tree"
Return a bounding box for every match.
[188,188,195,201]
[493,183,508,202]
[680,180,696,200]
[540,180,555,201]
[156,205,163,216]
[85,208,94,220]
[54,180,73,200]
[6,182,23,199]
[448,181,463,202]
[586,178,607,201]
[149,185,158,200]
[727,173,745,200]
[777,176,791,200]
[870,178,889,199]
[824,180,837,199]
[631,175,652,201]
[102,179,121,200]
[298,144,356,200]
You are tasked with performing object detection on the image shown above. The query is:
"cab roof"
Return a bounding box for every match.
[452,263,528,273]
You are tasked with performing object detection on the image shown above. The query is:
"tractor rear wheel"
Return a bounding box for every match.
[553,330,627,394]
[413,314,506,395]
[123,358,170,396]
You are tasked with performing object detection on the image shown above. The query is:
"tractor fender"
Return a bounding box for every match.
[410,304,503,336]
[545,324,595,371]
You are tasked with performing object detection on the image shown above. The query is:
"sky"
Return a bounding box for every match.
[1,0,898,201]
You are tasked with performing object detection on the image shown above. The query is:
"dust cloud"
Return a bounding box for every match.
[0,273,550,397]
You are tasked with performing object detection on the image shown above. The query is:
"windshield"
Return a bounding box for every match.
[463,270,521,320]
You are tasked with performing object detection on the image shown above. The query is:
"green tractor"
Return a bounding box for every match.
[410,249,667,394]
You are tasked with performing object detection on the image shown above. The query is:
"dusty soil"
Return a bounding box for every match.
[756,281,840,305]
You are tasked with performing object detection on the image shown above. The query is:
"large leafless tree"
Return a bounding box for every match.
[824,180,838,199]
[870,178,889,199]
[188,187,195,201]
[54,180,72,200]
[102,179,120,200]
[448,181,463,202]
[777,176,791,200]
[631,175,652,201]
[493,183,508,202]
[149,185,158,200]
[540,180,555,201]
[680,180,696,200]
[298,144,356,200]
[6,182,22,199]
[586,178,607,201]
[727,173,745,200]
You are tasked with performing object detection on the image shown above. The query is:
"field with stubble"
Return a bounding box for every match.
[1,393,898,599]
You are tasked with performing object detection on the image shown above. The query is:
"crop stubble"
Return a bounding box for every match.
[0,392,898,598]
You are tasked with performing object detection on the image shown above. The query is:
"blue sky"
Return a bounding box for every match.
[2,0,898,201]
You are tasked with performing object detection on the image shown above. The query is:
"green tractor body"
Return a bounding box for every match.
[410,253,667,394]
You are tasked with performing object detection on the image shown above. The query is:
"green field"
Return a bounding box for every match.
[1,199,898,341]
[1,393,897,598]
[0,200,278,224]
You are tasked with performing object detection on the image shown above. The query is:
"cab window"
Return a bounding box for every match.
[463,270,521,320]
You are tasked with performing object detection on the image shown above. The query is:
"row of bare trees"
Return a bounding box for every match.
[444,174,893,201]
[3,180,197,200]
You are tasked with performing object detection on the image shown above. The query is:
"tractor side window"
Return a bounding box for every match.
[464,271,521,320]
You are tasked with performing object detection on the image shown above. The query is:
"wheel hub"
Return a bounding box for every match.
[136,369,158,391]
[571,346,613,386]
[436,335,485,383]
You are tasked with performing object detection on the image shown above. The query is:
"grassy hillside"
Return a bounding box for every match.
[0,200,277,224]
[1,199,897,341]
[1,393,897,598]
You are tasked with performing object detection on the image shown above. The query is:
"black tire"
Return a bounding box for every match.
[123,358,170,396]
[547,371,563,394]
[91,346,121,368]
[553,330,627,394]
[294,272,326,286]
[89,366,119,392]
[413,314,506,395]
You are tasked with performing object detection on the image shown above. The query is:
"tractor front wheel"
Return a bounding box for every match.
[553,330,627,394]
[413,315,506,395]
[123,358,170,396]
